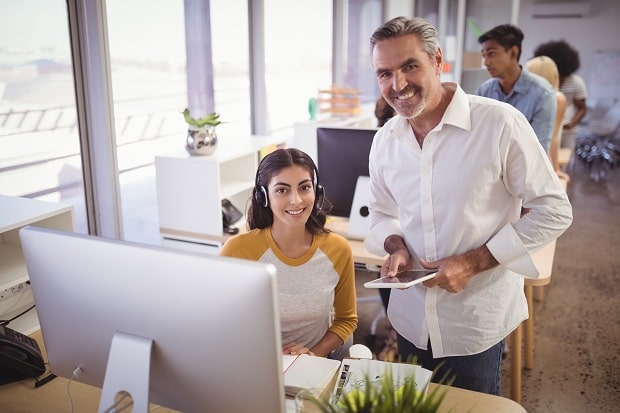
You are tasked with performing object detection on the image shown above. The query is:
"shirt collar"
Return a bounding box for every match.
[441,83,471,132]
[512,65,529,94]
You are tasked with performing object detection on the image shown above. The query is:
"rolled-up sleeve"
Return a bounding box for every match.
[486,224,539,277]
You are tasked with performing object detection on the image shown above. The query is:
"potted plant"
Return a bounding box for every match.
[309,362,452,413]
[183,108,222,156]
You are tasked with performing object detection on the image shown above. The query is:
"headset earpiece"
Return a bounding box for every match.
[315,184,325,211]
[255,185,269,208]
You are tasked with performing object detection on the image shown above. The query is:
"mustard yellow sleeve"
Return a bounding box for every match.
[320,233,358,341]
[219,229,269,261]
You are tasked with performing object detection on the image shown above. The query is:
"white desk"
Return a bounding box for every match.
[326,216,386,266]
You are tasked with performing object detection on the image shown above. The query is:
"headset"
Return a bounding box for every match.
[254,151,325,212]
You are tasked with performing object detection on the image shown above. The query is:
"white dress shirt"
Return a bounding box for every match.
[364,83,573,357]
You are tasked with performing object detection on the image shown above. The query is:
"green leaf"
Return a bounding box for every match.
[309,360,453,413]
[182,108,222,127]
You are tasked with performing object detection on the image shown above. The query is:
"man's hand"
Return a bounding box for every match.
[422,245,499,293]
[421,255,475,293]
[381,235,413,277]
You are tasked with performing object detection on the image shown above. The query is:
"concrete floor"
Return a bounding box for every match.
[353,160,620,413]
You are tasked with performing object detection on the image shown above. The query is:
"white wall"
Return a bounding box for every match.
[518,0,620,101]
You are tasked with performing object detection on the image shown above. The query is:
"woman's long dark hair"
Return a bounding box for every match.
[247,148,331,234]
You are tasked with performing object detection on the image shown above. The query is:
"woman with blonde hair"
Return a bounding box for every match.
[526,55,569,180]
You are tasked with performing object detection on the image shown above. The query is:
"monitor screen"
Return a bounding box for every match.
[19,226,285,413]
[316,127,377,217]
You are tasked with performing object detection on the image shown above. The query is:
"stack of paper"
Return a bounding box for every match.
[282,354,341,399]
[330,358,433,405]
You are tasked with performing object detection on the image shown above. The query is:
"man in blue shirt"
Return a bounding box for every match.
[476,24,556,152]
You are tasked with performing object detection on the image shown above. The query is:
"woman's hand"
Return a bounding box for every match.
[283,342,315,356]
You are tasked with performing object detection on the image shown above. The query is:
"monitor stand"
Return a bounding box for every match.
[99,331,153,413]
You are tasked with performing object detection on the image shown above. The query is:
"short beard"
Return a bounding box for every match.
[390,85,424,119]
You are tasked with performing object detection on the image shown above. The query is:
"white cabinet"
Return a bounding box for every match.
[155,135,288,251]
[0,195,75,334]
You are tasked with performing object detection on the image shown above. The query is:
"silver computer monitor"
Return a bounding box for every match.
[19,226,285,413]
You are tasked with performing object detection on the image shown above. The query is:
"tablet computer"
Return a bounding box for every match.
[363,270,437,289]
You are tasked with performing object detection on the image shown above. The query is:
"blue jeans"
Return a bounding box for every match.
[396,333,504,395]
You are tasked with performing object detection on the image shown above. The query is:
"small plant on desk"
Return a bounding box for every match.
[309,362,452,413]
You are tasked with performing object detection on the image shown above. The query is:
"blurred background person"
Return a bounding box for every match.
[476,24,556,153]
[534,40,588,152]
[375,96,396,127]
[526,56,570,181]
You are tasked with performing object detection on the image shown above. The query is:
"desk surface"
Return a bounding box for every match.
[0,331,525,413]
[327,216,386,267]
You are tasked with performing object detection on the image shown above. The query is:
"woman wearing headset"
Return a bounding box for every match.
[220,148,357,360]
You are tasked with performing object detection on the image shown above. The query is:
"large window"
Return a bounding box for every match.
[211,0,251,137]
[210,0,250,136]
[105,0,187,243]
[264,0,333,133]
[0,0,88,233]
[1,1,376,244]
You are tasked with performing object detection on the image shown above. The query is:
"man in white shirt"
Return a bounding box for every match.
[365,16,573,395]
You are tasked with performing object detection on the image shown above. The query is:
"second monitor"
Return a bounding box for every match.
[316,127,377,217]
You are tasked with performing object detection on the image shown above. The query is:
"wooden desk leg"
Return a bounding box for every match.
[534,285,545,302]
[510,324,522,404]
[524,285,534,370]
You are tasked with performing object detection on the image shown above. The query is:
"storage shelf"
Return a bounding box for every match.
[220,179,254,200]
[0,196,74,233]
[0,195,75,334]
[0,243,29,291]
[155,135,287,251]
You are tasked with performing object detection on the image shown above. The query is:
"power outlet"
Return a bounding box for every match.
[0,282,28,301]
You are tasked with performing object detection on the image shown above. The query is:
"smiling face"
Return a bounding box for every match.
[372,34,443,120]
[267,165,315,230]
[481,39,518,79]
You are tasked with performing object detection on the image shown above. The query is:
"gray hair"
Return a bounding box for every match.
[370,16,440,60]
